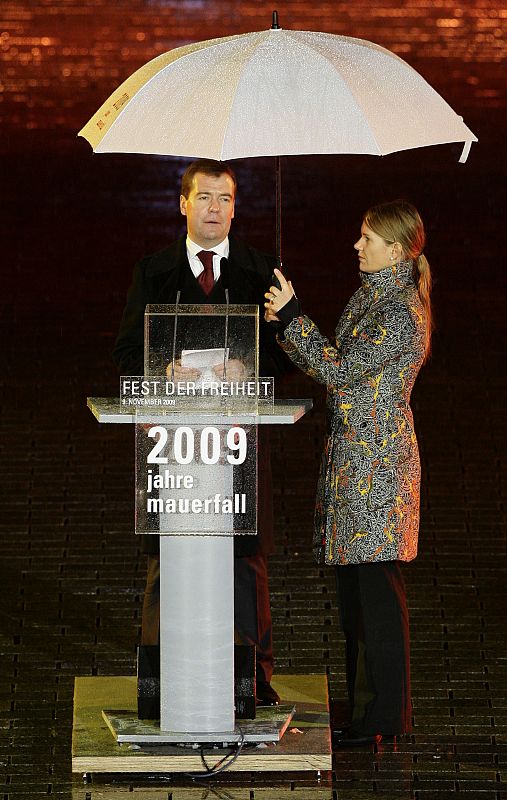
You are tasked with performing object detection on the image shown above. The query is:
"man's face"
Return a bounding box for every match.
[180,172,235,248]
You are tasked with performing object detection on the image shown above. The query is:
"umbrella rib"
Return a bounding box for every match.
[79,32,250,150]
[285,31,475,153]
[217,35,267,159]
[283,31,385,156]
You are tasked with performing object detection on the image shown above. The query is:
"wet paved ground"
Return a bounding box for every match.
[1,1,506,797]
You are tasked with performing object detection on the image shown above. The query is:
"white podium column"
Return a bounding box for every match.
[157,424,236,734]
[159,535,234,733]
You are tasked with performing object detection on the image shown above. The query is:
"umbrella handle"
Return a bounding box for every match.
[275,154,282,270]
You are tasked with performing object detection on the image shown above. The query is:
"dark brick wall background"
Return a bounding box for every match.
[0,1,506,797]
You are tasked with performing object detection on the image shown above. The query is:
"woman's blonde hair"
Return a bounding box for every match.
[364,199,433,361]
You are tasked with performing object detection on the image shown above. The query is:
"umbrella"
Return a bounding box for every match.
[79,11,477,264]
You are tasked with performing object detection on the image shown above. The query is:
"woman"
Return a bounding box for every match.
[265,200,432,746]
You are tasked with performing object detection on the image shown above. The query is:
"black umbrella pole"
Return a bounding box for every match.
[275,155,282,270]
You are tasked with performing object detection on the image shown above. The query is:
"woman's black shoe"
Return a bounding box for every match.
[332,725,350,737]
[333,731,382,747]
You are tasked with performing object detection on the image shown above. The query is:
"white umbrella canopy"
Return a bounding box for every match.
[79,17,477,265]
[79,26,476,161]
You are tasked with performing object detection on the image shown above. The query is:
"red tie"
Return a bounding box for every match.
[197,250,216,295]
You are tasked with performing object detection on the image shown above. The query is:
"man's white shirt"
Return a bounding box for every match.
[186,236,229,283]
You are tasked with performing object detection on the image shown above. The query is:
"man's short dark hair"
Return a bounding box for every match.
[181,159,237,198]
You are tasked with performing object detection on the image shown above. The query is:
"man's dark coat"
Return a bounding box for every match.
[113,234,289,557]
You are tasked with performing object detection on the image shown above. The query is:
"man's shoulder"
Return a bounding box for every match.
[229,236,275,275]
[137,237,186,277]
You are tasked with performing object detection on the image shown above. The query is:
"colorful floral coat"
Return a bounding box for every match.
[279,260,427,566]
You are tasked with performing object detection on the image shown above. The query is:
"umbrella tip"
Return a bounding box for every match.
[271,9,280,29]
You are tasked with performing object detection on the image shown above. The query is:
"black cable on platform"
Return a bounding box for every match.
[183,725,246,779]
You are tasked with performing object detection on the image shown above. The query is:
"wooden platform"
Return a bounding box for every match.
[72,674,332,774]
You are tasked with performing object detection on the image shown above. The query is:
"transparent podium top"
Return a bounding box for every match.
[92,303,312,422]
[87,397,313,425]
[144,303,259,383]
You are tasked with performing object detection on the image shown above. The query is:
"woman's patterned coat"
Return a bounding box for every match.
[279,260,427,566]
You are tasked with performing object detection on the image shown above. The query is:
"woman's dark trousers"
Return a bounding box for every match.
[335,561,411,736]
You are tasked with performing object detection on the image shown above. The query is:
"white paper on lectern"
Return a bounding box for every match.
[181,347,228,367]
[181,347,229,386]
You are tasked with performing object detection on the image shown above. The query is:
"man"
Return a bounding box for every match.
[113,159,288,705]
